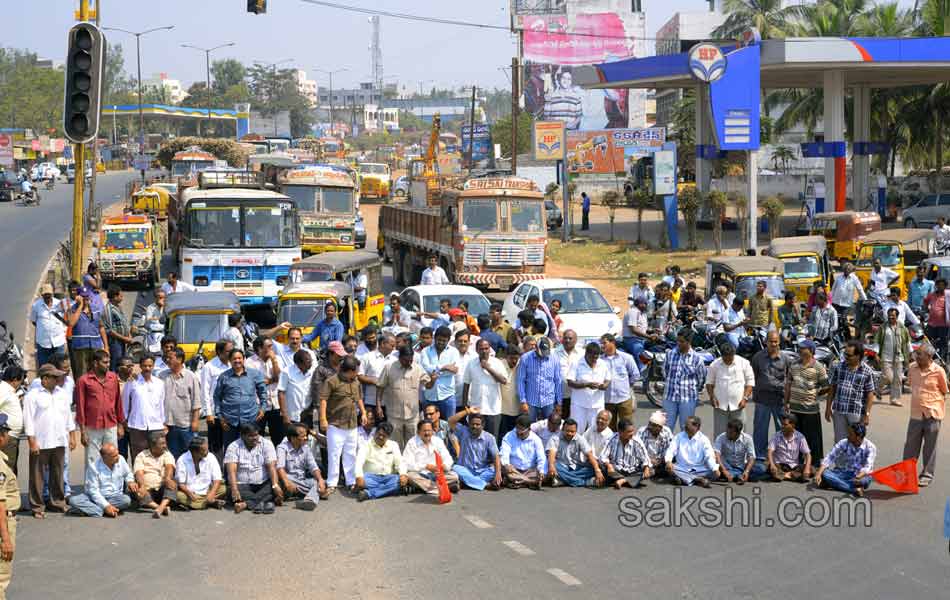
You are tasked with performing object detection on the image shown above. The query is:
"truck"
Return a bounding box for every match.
[277,164,358,255]
[357,162,392,201]
[379,176,547,291]
[96,214,163,287]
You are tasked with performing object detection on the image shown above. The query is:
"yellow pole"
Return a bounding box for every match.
[71,0,90,281]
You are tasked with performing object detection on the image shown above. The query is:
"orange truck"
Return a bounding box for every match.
[379,176,547,291]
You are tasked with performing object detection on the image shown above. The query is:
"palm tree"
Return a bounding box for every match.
[712,0,801,39]
[770,145,796,173]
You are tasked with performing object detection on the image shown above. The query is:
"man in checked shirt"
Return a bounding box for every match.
[662,330,707,431]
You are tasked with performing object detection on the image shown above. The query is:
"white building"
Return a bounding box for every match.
[295,69,319,107]
[362,104,399,133]
[142,72,188,104]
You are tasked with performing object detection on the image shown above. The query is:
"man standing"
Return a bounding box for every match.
[402,419,460,494]
[750,331,790,457]
[903,343,948,487]
[598,419,650,489]
[706,342,754,439]
[161,348,202,459]
[121,355,166,463]
[489,302,519,354]
[500,414,547,490]
[553,330,583,418]
[358,332,396,420]
[160,271,195,295]
[868,258,899,301]
[0,415,17,596]
[448,407,502,491]
[24,364,75,517]
[319,356,367,493]
[276,349,314,431]
[663,330,707,431]
[547,417,604,487]
[0,368,25,473]
[103,285,133,371]
[746,280,774,328]
[277,422,328,510]
[784,341,829,467]
[583,409,614,459]
[714,419,765,483]
[908,265,935,313]
[273,326,316,370]
[516,337,563,421]
[67,442,134,517]
[419,326,461,419]
[377,346,426,448]
[224,423,281,514]
[581,191,590,230]
[809,292,839,343]
[30,283,67,369]
[175,436,225,510]
[420,254,451,285]
[628,273,654,308]
[924,278,950,360]
[199,339,233,454]
[144,289,167,327]
[766,414,813,482]
[246,336,283,446]
[303,301,344,348]
[567,342,611,434]
[462,339,507,440]
[831,262,866,335]
[815,422,876,497]
[355,422,407,501]
[664,416,718,487]
[498,352,522,441]
[66,287,108,376]
[213,349,268,450]
[827,340,877,442]
[600,334,638,430]
[74,349,123,472]
[874,307,911,406]
[132,432,177,519]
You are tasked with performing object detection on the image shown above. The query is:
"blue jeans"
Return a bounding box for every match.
[363,473,401,499]
[35,344,66,369]
[166,426,195,459]
[622,337,645,369]
[527,403,557,422]
[663,398,697,431]
[68,491,131,517]
[556,463,595,487]
[426,396,456,423]
[722,461,770,482]
[453,464,496,490]
[753,402,785,457]
[822,469,872,494]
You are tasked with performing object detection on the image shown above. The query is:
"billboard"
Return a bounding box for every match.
[533,121,566,161]
[0,135,12,167]
[565,127,666,175]
[513,0,566,15]
[460,124,492,166]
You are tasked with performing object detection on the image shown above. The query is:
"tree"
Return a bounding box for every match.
[708,190,729,254]
[626,186,652,245]
[0,50,64,134]
[678,185,702,250]
[492,112,533,158]
[713,0,801,39]
[246,64,315,137]
[770,145,796,172]
[102,42,134,106]
[156,136,249,169]
[211,59,246,94]
[761,196,786,241]
[602,190,621,242]
[670,91,696,180]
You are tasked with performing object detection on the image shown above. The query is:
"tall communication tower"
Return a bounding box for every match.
[370,15,384,132]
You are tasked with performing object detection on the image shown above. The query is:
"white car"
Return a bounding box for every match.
[399,284,492,333]
[502,278,622,346]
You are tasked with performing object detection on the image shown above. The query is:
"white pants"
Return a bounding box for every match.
[572,405,600,435]
[882,358,904,403]
[326,425,358,487]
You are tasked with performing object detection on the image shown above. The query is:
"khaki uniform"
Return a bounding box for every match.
[0,450,19,598]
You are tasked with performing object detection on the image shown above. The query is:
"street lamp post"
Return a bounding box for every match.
[182,42,236,137]
[253,59,294,137]
[103,24,175,183]
[314,67,348,138]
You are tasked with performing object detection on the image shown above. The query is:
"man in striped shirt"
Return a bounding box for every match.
[516,337,563,422]
[662,331,707,431]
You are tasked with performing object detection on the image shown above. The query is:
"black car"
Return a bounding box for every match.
[0,172,18,202]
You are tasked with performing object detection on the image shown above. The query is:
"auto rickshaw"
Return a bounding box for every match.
[766,236,832,303]
[164,291,241,361]
[855,229,935,299]
[804,211,881,262]
[705,256,786,322]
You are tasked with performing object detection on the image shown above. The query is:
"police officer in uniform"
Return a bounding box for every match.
[0,414,18,598]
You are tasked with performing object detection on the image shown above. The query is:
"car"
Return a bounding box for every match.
[399,284,492,333]
[902,192,950,228]
[544,199,563,229]
[393,175,410,198]
[31,162,61,181]
[354,214,367,249]
[502,278,622,347]
[0,171,18,202]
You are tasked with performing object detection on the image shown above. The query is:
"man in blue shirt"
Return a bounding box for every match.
[67,442,136,517]
[581,192,591,230]
[213,349,268,449]
[908,265,935,312]
[448,407,502,491]
[500,414,547,489]
[516,337,563,421]
[419,326,461,419]
[303,301,344,349]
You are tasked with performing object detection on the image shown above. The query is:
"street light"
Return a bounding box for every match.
[103,24,175,183]
[253,59,294,136]
[182,42,236,137]
[313,67,348,137]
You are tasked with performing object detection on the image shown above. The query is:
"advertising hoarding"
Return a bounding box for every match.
[565,127,665,174]
[460,124,492,166]
[533,121,566,161]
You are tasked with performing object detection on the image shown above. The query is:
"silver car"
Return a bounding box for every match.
[902,193,950,228]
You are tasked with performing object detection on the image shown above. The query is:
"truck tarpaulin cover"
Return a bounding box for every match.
[566,127,666,175]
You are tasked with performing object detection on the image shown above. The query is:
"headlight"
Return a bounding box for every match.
[138,259,150,269]
[194,276,209,286]
[100,260,113,270]
[341,234,352,242]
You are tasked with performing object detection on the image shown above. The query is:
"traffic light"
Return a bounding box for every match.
[63,22,104,144]
[247,0,267,14]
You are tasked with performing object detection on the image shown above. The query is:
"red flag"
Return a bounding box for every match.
[435,452,452,504]
[871,458,919,494]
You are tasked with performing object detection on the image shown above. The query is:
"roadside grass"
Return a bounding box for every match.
[547,239,715,286]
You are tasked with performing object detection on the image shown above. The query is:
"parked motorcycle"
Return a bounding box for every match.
[0,321,24,372]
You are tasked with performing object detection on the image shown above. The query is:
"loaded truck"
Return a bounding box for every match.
[96,214,163,287]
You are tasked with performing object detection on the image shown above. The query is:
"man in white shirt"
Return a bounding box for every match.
[530,412,562,448]
[553,330,583,417]
[420,254,451,286]
[199,339,234,453]
[706,342,755,439]
[273,326,316,369]
[246,336,283,445]
[0,366,26,473]
[452,330,478,402]
[868,259,899,301]
[705,285,732,324]
[462,339,507,440]
[582,409,613,458]
[402,419,460,494]
[175,435,225,510]
[721,298,749,349]
[621,299,654,369]
[30,283,68,368]
[349,269,369,308]
[831,263,867,316]
[567,342,611,434]
[628,273,654,308]
[358,332,396,419]
[935,216,950,248]
[122,355,166,464]
[664,416,719,488]
[882,286,922,328]
[160,271,195,295]
[24,364,76,517]
[277,348,314,426]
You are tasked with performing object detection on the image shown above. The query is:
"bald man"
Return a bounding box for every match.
[67,443,137,517]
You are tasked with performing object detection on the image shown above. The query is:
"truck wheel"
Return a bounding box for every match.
[402,251,417,287]
[393,248,405,286]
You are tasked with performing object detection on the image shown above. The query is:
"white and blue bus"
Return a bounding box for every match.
[178,171,301,306]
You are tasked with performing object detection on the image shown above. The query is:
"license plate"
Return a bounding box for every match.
[496,276,513,288]
[232,288,262,297]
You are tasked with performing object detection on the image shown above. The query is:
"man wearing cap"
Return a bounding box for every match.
[638,411,674,479]
[706,342,754,439]
[516,336,563,422]
[30,282,68,370]
[65,285,108,377]
[815,422,876,497]
[0,414,20,595]
[308,340,345,426]
[785,340,829,467]
[68,442,134,517]
[23,363,76,517]
[377,346,427,448]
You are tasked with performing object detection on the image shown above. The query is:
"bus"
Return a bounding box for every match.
[277,164,358,255]
[178,170,301,306]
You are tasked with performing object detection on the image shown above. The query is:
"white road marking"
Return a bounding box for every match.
[502,540,536,556]
[547,568,582,586]
[463,514,493,529]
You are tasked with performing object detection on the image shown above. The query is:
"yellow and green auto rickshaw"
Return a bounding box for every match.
[164,291,241,361]
[705,256,786,322]
[767,236,832,303]
[855,229,935,299]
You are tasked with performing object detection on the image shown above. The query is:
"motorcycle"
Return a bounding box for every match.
[186,339,208,373]
[15,189,40,206]
[127,313,165,363]
[641,321,717,408]
[0,321,24,372]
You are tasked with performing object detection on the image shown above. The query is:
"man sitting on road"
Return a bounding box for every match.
[174,436,225,510]
[598,419,651,490]
[132,432,177,519]
[766,414,813,482]
[530,411,563,449]
[402,419,460,494]
[500,414,547,490]
[448,407,502,491]
[355,422,407,501]
[224,423,282,514]
[664,416,718,487]
[277,422,328,511]
[67,443,135,518]
[815,422,877,497]
[714,419,767,484]
[583,409,614,459]
[637,411,673,479]
[546,417,605,488]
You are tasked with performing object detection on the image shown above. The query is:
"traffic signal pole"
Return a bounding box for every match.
[72,0,90,281]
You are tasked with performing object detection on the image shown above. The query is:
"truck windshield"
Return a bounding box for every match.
[283,186,353,214]
[463,199,498,233]
[278,299,326,326]
[188,206,242,247]
[171,160,214,177]
[103,229,149,250]
[510,200,544,233]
